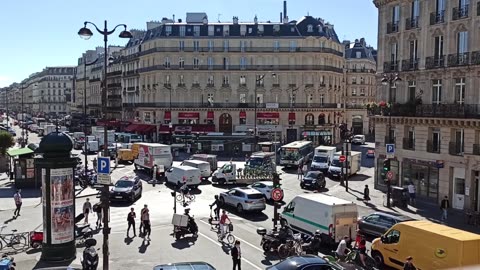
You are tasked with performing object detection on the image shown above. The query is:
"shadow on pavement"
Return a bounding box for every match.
[348,174,370,182]
[138,239,151,253]
[0,187,40,198]
[171,236,197,250]
[33,258,76,270]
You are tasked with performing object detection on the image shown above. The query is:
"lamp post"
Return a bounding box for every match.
[381,73,401,208]
[5,88,8,127]
[78,20,132,270]
[166,84,173,145]
[83,57,99,179]
[20,82,38,148]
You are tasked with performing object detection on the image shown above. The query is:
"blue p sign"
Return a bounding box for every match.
[97,157,110,174]
[386,144,395,155]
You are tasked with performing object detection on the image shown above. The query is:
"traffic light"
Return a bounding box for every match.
[272,172,281,188]
[383,158,391,172]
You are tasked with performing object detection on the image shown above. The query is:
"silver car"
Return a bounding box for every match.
[219,187,266,213]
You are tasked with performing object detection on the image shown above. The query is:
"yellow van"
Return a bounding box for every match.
[371,220,480,269]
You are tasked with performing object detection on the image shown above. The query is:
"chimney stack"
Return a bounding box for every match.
[280,12,282,23]
[283,1,287,23]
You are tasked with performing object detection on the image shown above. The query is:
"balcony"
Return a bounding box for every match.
[405,17,419,30]
[177,83,186,87]
[384,136,396,145]
[163,83,171,88]
[386,21,399,34]
[107,94,122,99]
[449,141,464,156]
[471,51,480,65]
[107,70,122,77]
[192,83,200,87]
[473,144,480,155]
[425,56,445,69]
[136,64,343,74]
[383,61,399,72]
[430,10,445,24]
[107,83,121,88]
[288,84,297,88]
[305,84,314,88]
[453,5,469,20]
[447,52,470,66]
[401,58,419,71]
[123,70,138,77]
[371,103,480,119]
[402,137,415,150]
[122,102,342,109]
[221,83,230,87]
[106,106,122,111]
[206,83,215,87]
[426,140,441,153]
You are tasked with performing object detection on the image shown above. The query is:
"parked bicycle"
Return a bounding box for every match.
[277,233,303,259]
[0,225,27,251]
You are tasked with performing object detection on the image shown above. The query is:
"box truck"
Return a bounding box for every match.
[328,151,362,178]
[311,146,337,171]
[133,143,173,174]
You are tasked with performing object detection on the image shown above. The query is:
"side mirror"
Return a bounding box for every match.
[381,236,386,243]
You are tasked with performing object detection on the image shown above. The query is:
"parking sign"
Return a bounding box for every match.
[386,144,395,154]
[97,157,110,174]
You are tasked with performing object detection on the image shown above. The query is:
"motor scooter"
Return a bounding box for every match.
[81,238,98,270]
[29,231,43,249]
[173,209,198,240]
[0,254,16,270]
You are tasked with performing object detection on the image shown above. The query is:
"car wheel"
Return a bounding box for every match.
[300,184,305,189]
[371,251,384,266]
[237,204,243,213]
[219,197,225,206]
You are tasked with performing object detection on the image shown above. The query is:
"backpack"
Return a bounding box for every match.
[93,203,101,212]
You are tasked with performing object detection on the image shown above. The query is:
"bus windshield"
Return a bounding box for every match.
[281,149,300,161]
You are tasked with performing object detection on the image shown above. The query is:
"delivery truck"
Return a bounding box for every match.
[328,151,362,178]
[133,143,173,174]
[282,193,358,244]
[311,146,337,171]
[211,163,268,185]
[92,127,115,149]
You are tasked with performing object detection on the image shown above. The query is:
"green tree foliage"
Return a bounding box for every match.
[0,131,15,155]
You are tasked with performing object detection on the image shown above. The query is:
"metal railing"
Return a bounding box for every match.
[383,61,399,72]
[122,102,344,109]
[447,52,470,66]
[430,10,445,24]
[402,137,415,150]
[426,140,441,153]
[449,141,464,156]
[401,58,419,71]
[405,17,419,30]
[137,64,343,73]
[453,5,469,20]
[425,56,445,69]
[387,21,399,34]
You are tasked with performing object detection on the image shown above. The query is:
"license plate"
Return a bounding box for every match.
[115,196,122,199]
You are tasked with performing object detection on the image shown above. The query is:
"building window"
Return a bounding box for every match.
[240,75,246,86]
[455,78,465,104]
[179,57,184,69]
[207,57,214,69]
[207,93,214,105]
[256,93,263,104]
[352,89,357,96]
[180,26,186,37]
[193,40,200,51]
[356,51,362,58]
[223,57,229,70]
[307,24,313,32]
[240,57,247,69]
[165,75,170,85]
[409,39,418,61]
[240,41,247,52]
[305,114,314,125]
[428,128,441,153]
[239,93,246,103]
[223,75,230,86]
[144,112,151,123]
[457,31,469,64]
[351,77,356,84]
[179,41,185,51]
[208,40,214,52]
[256,75,264,86]
[193,26,200,36]
[320,94,324,105]
[164,57,170,68]
[389,83,397,103]
[193,58,199,69]
[165,26,172,35]
[392,5,400,24]
[223,40,229,52]
[391,42,398,63]
[432,79,442,104]
[289,40,297,52]
[274,40,280,52]
[408,81,416,102]
[360,88,365,96]
[207,75,214,86]
[434,35,444,59]
[179,75,185,86]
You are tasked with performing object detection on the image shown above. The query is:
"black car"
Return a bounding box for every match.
[153,262,216,270]
[300,171,326,190]
[358,212,414,237]
[109,176,142,202]
[266,255,342,270]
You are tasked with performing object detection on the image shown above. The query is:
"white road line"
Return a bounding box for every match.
[197,231,263,270]
[199,219,264,253]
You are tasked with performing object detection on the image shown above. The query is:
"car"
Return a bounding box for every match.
[219,187,266,213]
[153,262,216,270]
[358,212,415,237]
[352,134,366,145]
[248,181,283,201]
[366,149,375,158]
[300,170,326,190]
[109,176,143,202]
[266,255,342,270]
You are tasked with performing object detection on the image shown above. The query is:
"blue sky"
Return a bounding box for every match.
[0,0,378,87]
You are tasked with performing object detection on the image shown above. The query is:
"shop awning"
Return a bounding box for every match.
[207,111,214,120]
[124,124,138,132]
[288,112,296,120]
[164,111,171,120]
[239,111,246,118]
[192,125,216,133]
[257,112,279,119]
[7,148,34,157]
[136,124,156,134]
[178,112,200,119]
[159,125,171,134]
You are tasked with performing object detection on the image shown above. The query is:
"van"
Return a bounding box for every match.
[181,160,211,179]
[371,220,480,270]
[311,146,336,171]
[165,166,202,188]
[190,154,218,171]
[282,193,357,244]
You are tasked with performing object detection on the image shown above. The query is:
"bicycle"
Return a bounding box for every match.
[217,222,235,245]
[176,191,195,204]
[277,233,303,259]
[0,225,27,251]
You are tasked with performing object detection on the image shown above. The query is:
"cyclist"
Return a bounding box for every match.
[209,195,221,219]
[219,210,231,239]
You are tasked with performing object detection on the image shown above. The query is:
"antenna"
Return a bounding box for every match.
[217,14,222,22]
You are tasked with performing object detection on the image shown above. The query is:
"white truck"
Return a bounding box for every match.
[211,163,268,185]
[328,151,362,178]
[92,127,115,149]
[311,146,337,171]
[83,135,99,153]
[133,143,173,174]
[44,124,57,136]
[282,193,358,244]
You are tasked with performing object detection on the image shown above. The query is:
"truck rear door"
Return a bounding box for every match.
[334,212,357,242]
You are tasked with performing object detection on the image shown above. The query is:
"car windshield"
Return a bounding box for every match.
[115,180,134,188]
[305,172,318,178]
[313,156,328,162]
[331,159,342,167]
[354,135,363,139]
[247,194,264,200]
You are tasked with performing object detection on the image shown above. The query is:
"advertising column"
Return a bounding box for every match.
[50,168,75,244]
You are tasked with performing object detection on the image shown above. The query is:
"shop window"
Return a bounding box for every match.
[305,114,314,125]
[318,114,325,125]
[239,118,246,125]
[257,118,279,125]
[144,112,151,123]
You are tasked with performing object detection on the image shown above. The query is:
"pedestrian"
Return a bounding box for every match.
[363,185,370,202]
[13,189,22,218]
[127,207,136,237]
[93,202,102,228]
[297,164,303,180]
[152,164,158,181]
[219,210,231,239]
[83,198,92,224]
[302,162,308,175]
[407,182,416,206]
[231,240,241,270]
[403,256,416,270]
[93,157,97,172]
[141,205,151,240]
[440,196,450,221]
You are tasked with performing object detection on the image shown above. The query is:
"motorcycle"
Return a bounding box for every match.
[301,234,322,255]
[277,233,303,259]
[81,238,99,270]
[257,227,284,252]
[74,214,93,242]
[0,255,16,270]
[173,210,198,240]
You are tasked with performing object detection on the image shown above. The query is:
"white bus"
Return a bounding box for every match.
[279,141,314,167]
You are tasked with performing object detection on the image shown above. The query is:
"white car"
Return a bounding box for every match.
[248,181,283,201]
[352,135,366,145]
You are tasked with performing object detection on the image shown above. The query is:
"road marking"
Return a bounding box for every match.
[199,219,264,253]
[197,231,263,270]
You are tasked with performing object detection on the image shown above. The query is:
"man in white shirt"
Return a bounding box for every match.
[407,182,416,206]
[13,189,22,217]
[335,236,349,261]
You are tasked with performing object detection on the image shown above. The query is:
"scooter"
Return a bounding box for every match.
[29,231,43,249]
[81,238,98,270]
[0,254,16,270]
[173,209,198,240]
[74,214,93,242]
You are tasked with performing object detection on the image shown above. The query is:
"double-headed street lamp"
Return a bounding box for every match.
[381,73,401,208]
[78,20,132,270]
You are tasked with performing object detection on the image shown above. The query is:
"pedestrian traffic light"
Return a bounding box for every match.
[272,172,281,188]
[383,158,391,172]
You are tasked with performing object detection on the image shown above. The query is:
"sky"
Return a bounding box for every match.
[0,0,378,87]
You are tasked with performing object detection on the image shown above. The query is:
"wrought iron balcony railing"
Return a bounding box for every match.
[383,61,399,72]
[370,103,480,119]
[402,137,415,150]
[426,140,441,153]
[401,58,419,71]
[425,56,445,69]
[430,10,445,24]
[449,141,464,156]
[453,5,469,20]
[386,21,399,34]
[447,52,470,66]
[136,64,343,73]
[122,102,345,109]
[405,17,419,30]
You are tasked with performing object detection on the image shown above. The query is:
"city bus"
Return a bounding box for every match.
[279,140,314,168]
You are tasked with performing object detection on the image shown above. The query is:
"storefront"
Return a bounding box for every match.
[302,130,333,146]
[256,112,279,125]
[401,158,439,202]
[178,112,200,124]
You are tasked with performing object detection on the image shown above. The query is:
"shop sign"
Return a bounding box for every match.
[436,160,444,168]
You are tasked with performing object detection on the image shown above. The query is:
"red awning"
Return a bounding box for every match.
[164,111,171,120]
[175,126,193,133]
[207,111,214,120]
[124,124,138,132]
[239,111,246,118]
[178,112,200,119]
[257,112,279,119]
[192,125,215,133]
[135,124,156,134]
[159,125,171,134]
[288,112,296,120]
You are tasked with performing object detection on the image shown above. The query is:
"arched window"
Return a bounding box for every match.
[318,113,326,125]
[305,114,314,125]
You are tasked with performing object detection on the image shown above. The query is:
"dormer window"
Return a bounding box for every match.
[291,27,295,32]
[356,51,362,58]
[248,27,252,34]
[165,26,172,36]
[180,26,186,37]
[307,24,313,32]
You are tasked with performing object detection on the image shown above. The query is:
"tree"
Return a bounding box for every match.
[0,131,15,156]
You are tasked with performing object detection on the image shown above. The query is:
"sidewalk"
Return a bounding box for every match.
[325,170,480,234]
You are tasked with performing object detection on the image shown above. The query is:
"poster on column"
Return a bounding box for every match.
[50,168,74,244]
[42,169,48,243]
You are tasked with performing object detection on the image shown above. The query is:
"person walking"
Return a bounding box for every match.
[127,207,136,237]
[13,189,22,218]
[407,182,416,206]
[363,185,370,202]
[141,205,151,240]
[297,163,303,180]
[302,162,308,176]
[93,202,102,228]
[440,196,450,221]
[231,240,242,270]
[403,256,416,270]
[83,198,92,224]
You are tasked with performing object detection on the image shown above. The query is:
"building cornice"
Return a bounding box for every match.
[373,0,400,8]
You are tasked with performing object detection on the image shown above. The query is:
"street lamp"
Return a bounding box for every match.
[20,82,38,148]
[381,73,401,208]
[165,84,173,145]
[83,57,99,180]
[4,88,8,127]
[78,20,132,270]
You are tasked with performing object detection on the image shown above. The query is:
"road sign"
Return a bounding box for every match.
[97,174,111,185]
[271,188,284,202]
[386,144,395,154]
[97,157,110,174]
[339,155,346,162]
[386,171,394,180]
